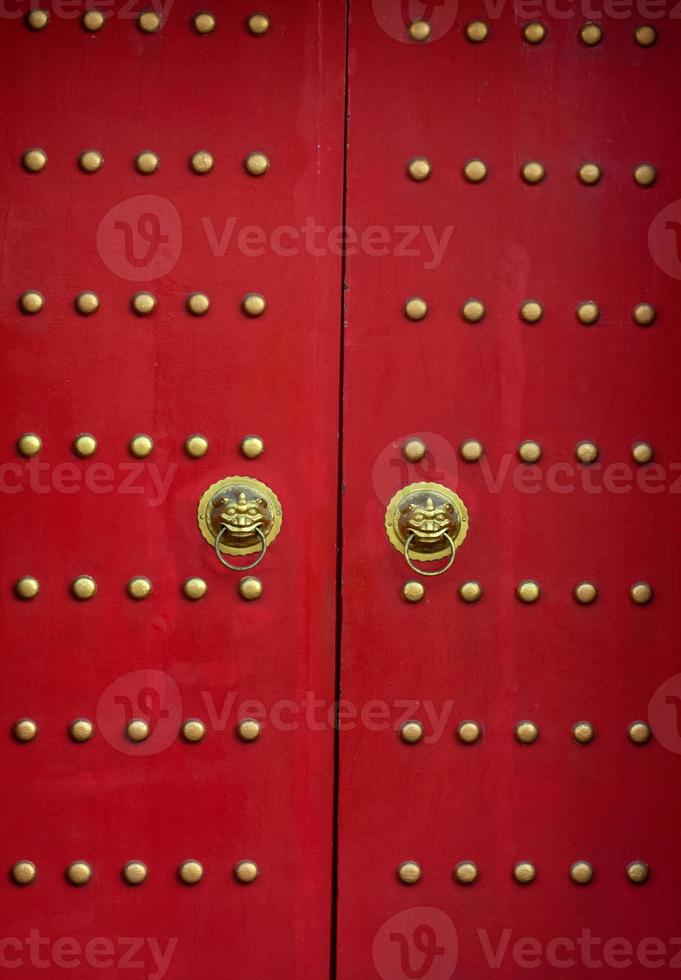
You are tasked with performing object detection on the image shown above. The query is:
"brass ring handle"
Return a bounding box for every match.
[404,531,456,577]
[215,525,267,571]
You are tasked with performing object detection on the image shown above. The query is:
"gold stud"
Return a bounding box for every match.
[632,442,653,465]
[574,581,597,604]
[407,158,431,182]
[127,576,153,600]
[241,293,266,317]
[184,578,207,601]
[241,435,265,459]
[26,9,49,30]
[135,151,159,174]
[234,860,259,883]
[237,718,262,742]
[79,150,104,174]
[138,11,161,32]
[193,12,216,34]
[633,302,656,326]
[578,162,602,185]
[398,861,422,885]
[239,576,263,601]
[634,162,657,186]
[131,291,157,315]
[517,580,540,603]
[123,861,148,885]
[15,577,40,600]
[626,861,649,884]
[461,298,486,322]
[75,291,100,316]
[630,581,653,605]
[628,721,652,744]
[404,297,428,321]
[179,860,204,884]
[458,582,482,604]
[515,721,539,743]
[570,861,594,884]
[17,433,42,457]
[463,159,487,183]
[580,22,603,45]
[635,24,656,46]
[459,440,483,464]
[126,719,150,742]
[513,862,536,884]
[14,719,38,742]
[520,301,543,323]
[408,20,431,42]
[190,150,214,174]
[572,721,595,744]
[454,861,478,884]
[22,148,47,172]
[576,301,600,325]
[185,434,209,458]
[517,441,542,464]
[72,575,97,600]
[129,434,154,458]
[466,20,489,42]
[67,861,93,886]
[400,720,424,743]
[575,441,599,464]
[457,721,482,744]
[402,580,425,603]
[187,292,211,315]
[70,719,94,742]
[182,719,206,743]
[402,438,426,462]
[19,290,45,314]
[248,13,270,35]
[245,152,270,176]
[523,21,546,43]
[521,161,545,184]
[12,861,37,885]
[72,433,97,458]
[82,10,104,31]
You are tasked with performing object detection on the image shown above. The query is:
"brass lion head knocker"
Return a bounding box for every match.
[385,482,469,576]
[198,477,282,571]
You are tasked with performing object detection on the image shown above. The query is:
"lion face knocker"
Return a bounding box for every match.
[198,477,283,571]
[385,482,469,577]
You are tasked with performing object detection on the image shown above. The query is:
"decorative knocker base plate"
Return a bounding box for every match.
[197,476,283,571]
[385,482,469,576]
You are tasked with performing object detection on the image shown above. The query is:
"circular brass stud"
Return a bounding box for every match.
[14,718,38,742]
[628,721,652,744]
[138,11,161,32]
[193,12,216,34]
[190,150,214,174]
[400,720,424,743]
[235,860,259,883]
[126,719,150,742]
[520,301,543,323]
[187,292,211,315]
[67,861,93,886]
[635,24,656,46]
[580,22,603,45]
[574,581,597,604]
[248,12,270,35]
[241,292,266,317]
[135,151,159,174]
[22,148,47,172]
[517,580,540,603]
[515,721,539,744]
[626,861,649,884]
[457,721,482,744]
[402,438,426,462]
[15,577,40,600]
[82,10,105,31]
[466,20,489,42]
[518,441,542,464]
[461,299,486,324]
[237,718,262,742]
[12,861,37,885]
[404,297,428,321]
[632,442,653,465]
[458,581,482,603]
[245,152,270,176]
[26,9,49,30]
[513,862,536,884]
[183,577,207,601]
[570,861,594,884]
[634,163,657,186]
[572,721,595,744]
[131,291,157,315]
[182,719,206,743]
[523,21,546,43]
[398,861,422,885]
[408,157,431,182]
[79,149,103,172]
[521,161,545,184]
[19,290,44,314]
[632,303,656,326]
[127,576,152,600]
[408,19,431,42]
[178,860,204,884]
[575,440,599,464]
[463,159,487,183]
[576,301,600,324]
[241,435,265,459]
[75,291,100,315]
[17,433,42,457]
[454,861,478,884]
[630,581,653,605]
[239,576,263,601]
[72,575,97,600]
[70,719,94,742]
[402,579,425,603]
[460,439,484,462]
[129,434,153,458]
[578,162,602,185]
[185,434,209,458]
[123,861,148,885]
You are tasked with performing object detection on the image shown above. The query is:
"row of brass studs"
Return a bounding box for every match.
[403,438,655,465]
[15,433,263,458]
[10,859,259,887]
[404,297,657,325]
[398,860,651,886]
[399,720,652,745]
[12,717,262,743]
[407,19,656,46]
[24,10,270,36]
[21,148,270,175]
[409,158,658,186]
[14,576,264,602]
[18,291,267,317]
[403,581,654,605]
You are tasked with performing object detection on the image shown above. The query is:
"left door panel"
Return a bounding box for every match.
[0,3,345,977]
